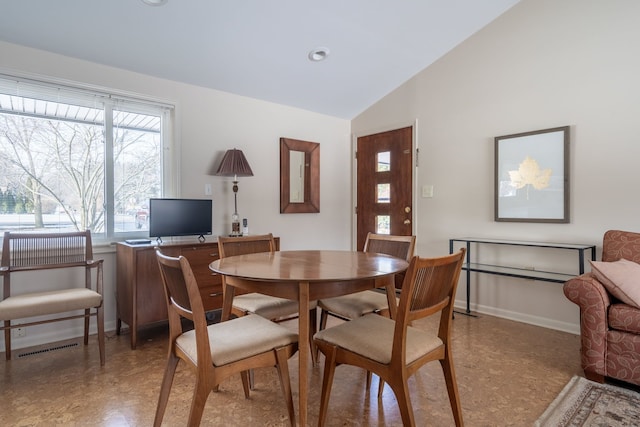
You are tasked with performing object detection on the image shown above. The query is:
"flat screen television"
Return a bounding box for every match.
[149,198,212,241]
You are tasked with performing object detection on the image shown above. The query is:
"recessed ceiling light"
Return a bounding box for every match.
[308,47,330,62]
[141,0,168,6]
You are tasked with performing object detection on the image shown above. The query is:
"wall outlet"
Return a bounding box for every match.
[12,327,26,338]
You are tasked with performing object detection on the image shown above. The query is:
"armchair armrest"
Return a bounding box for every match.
[85,259,104,296]
[86,259,104,268]
[563,272,611,377]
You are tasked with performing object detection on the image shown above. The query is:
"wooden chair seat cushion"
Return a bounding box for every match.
[314,314,441,365]
[233,293,317,319]
[0,288,102,320]
[318,290,399,319]
[176,314,298,366]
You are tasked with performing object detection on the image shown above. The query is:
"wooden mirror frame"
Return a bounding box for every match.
[280,137,320,213]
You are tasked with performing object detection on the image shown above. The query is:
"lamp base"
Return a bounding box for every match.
[230,214,241,237]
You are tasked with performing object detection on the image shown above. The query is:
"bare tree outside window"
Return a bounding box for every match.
[0,91,165,237]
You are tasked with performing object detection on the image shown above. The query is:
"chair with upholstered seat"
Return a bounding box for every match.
[0,230,105,366]
[313,249,466,427]
[564,229,640,386]
[317,233,416,332]
[153,249,298,427]
[218,233,317,365]
[316,233,415,387]
[218,234,315,320]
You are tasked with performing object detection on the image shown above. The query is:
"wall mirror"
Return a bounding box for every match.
[280,137,320,213]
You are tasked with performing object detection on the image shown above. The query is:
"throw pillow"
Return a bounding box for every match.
[590,258,640,308]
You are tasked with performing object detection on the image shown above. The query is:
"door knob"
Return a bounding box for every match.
[404,219,411,225]
[404,206,411,213]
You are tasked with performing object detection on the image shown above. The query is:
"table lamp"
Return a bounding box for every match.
[215,149,253,236]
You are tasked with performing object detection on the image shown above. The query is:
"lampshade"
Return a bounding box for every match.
[215,149,254,178]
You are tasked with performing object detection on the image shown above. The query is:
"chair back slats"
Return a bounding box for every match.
[409,260,460,313]
[364,233,416,262]
[218,234,275,258]
[395,249,466,338]
[363,233,416,289]
[409,264,436,312]
[2,231,91,270]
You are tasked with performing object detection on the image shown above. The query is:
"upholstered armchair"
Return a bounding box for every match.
[563,229,640,386]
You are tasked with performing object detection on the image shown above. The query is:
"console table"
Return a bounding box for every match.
[449,238,596,315]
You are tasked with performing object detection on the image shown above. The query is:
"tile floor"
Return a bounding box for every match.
[1,312,583,426]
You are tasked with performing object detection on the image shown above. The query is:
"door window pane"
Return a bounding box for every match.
[376,215,390,234]
[377,151,390,171]
[377,183,390,203]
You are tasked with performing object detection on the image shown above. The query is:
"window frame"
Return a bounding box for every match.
[0,71,177,243]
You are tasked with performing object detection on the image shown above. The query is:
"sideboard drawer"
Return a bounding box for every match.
[200,285,224,311]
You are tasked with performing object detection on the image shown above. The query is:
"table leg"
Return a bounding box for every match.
[383,277,398,320]
[221,282,235,321]
[298,281,310,426]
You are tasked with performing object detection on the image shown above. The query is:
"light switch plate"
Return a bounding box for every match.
[422,185,434,198]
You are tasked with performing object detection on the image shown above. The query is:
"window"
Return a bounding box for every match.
[376,151,390,171]
[377,183,390,203]
[376,215,390,234]
[0,74,174,241]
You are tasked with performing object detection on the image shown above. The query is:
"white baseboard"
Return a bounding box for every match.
[454,302,580,335]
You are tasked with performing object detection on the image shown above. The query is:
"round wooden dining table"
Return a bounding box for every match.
[209,249,409,426]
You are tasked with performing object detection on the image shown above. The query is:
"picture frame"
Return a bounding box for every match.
[494,126,569,223]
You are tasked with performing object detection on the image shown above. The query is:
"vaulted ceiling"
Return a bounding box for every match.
[0,0,519,119]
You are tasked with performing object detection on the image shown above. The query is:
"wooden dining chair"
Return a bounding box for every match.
[313,248,466,427]
[218,233,318,365]
[317,233,416,330]
[316,233,415,385]
[153,250,299,427]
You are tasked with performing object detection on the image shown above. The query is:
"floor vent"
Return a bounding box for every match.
[18,342,79,358]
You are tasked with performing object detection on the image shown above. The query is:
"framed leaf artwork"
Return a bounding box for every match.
[494,126,570,223]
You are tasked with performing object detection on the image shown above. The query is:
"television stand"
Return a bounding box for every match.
[116,239,220,349]
[115,237,279,349]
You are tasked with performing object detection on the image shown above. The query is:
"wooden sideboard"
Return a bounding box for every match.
[116,238,279,349]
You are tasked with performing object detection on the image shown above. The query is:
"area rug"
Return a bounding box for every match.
[535,376,640,426]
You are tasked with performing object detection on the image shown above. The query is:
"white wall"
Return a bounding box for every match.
[352,0,640,333]
[0,41,351,351]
